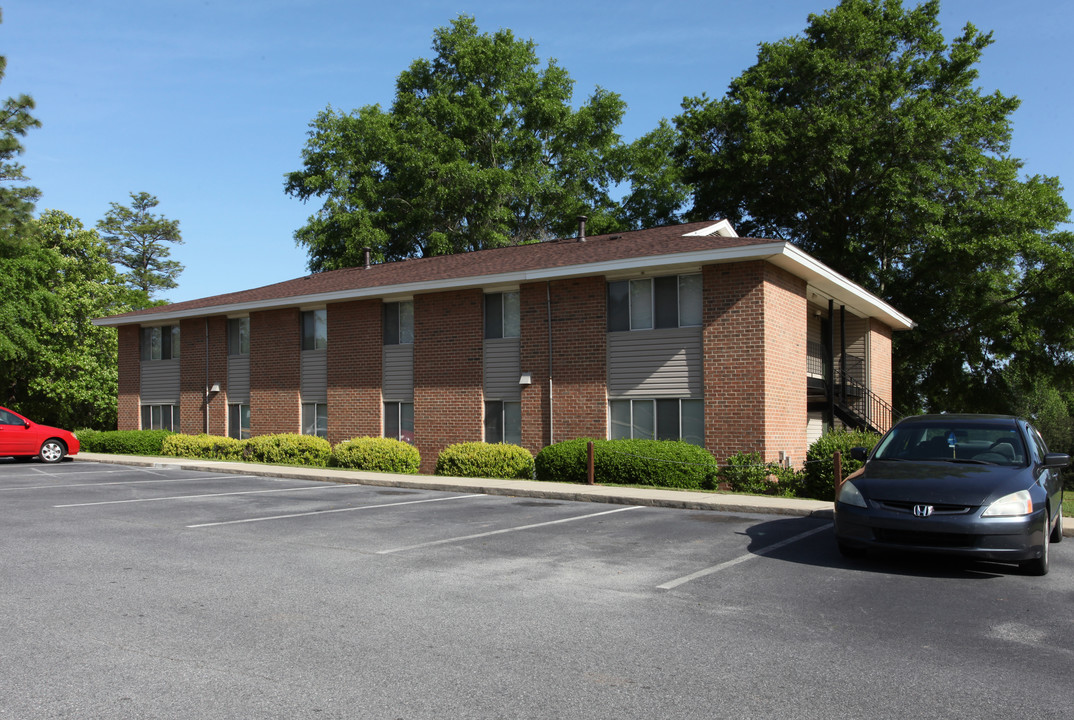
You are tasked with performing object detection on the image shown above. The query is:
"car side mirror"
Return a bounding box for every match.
[849,446,868,462]
[1042,452,1070,469]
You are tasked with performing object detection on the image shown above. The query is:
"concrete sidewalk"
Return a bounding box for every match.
[73,452,834,518]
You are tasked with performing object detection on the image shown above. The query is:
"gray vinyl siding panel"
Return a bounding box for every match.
[607,328,702,398]
[484,338,521,400]
[382,345,414,401]
[301,349,328,403]
[228,355,250,404]
[140,359,180,404]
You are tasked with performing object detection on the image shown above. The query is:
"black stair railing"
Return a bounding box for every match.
[834,365,901,434]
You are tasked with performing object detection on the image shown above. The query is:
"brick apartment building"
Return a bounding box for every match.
[95,220,912,473]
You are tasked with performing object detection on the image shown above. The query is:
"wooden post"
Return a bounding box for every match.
[834,450,843,499]
[587,441,595,485]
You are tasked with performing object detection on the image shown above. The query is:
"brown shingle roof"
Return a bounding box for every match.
[98,221,773,324]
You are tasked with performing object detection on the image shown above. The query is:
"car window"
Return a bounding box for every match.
[872,421,1027,465]
[1026,425,1048,464]
[0,409,24,426]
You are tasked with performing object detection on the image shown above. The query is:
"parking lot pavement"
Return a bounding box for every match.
[3,459,1072,720]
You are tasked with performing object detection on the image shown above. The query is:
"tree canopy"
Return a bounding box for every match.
[286,15,635,271]
[0,15,41,240]
[675,0,1074,414]
[96,191,184,297]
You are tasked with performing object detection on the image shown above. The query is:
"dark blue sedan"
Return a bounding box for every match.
[835,414,1067,575]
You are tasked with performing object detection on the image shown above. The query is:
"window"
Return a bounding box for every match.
[228,404,250,440]
[485,401,521,445]
[141,404,177,431]
[227,318,249,356]
[302,402,327,438]
[609,399,703,445]
[485,292,520,339]
[607,275,702,331]
[141,325,180,360]
[384,401,414,443]
[301,309,327,350]
[383,301,414,345]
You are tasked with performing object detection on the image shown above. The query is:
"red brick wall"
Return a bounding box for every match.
[548,276,607,442]
[414,289,483,473]
[250,308,301,435]
[178,317,229,435]
[520,282,550,453]
[327,299,383,443]
[117,325,141,431]
[702,261,808,466]
[868,319,894,430]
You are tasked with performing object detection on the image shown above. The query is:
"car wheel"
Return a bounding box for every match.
[1020,521,1050,576]
[38,439,66,464]
[837,540,865,559]
[1051,508,1064,544]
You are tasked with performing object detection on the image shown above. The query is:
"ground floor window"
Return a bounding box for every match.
[141,404,177,431]
[302,402,327,438]
[485,400,521,445]
[609,399,703,446]
[228,404,251,440]
[384,401,414,443]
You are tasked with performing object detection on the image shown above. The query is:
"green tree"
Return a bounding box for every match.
[97,191,184,296]
[614,119,691,230]
[0,10,42,241]
[286,15,630,271]
[675,0,1074,412]
[0,211,140,429]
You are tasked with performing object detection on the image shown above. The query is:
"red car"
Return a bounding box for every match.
[0,406,80,463]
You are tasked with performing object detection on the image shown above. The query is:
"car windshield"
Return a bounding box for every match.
[872,421,1028,466]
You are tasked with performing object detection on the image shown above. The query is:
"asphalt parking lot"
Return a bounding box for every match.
[2,460,1072,719]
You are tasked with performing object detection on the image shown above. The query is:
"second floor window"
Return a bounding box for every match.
[607,275,702,332]
[228,317,249,356]
[485,291,520,339]
[141,325,180,361]
[301,309,327,350]
[383,301,414,345]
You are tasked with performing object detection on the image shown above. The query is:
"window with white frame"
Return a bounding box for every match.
[384,401,414,443]
[141,325,181,360]
[609,398,704,446]
[141,404,177,431]
[383,301,414,345]
[607,275,702,331]
[228,404,250,439]
[485,400,521,445]
[301,309,327,351]
[227,318,249,356]
[485,291,520,339]
[302,402,327,438]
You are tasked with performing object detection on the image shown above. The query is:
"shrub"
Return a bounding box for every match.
[242,433,331,467]
[161,434,245,461]
[434,442,535,480]
[801,428,882,500]
[331,437,421,474]
[76,429,174,455]
[535,438,718,490]
[719,452,805,497]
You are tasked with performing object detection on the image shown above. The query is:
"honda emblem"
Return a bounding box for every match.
[913,504,934,517]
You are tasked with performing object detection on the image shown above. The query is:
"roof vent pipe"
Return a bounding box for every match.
[363,246,372,269]
[577,215,587,242]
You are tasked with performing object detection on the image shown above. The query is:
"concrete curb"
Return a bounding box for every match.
[74,452,834,519]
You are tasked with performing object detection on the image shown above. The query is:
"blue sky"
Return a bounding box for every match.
[4,0,1072,303]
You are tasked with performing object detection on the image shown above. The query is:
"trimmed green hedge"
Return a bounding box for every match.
[242,433,332,467]
[331,437,420,474]
[535,438,718,489]
[75,429,174,455]
[434,442,535,480]
[801,428,881,500]
[161,434,245,461]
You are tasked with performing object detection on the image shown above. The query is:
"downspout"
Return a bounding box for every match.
[547,281,553,446]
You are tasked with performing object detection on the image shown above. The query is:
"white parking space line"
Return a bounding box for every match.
[377,505,643,555]
[656,523,832,590]
[54,482,353,507]
[187,493,486,528]
[3,475,253,492]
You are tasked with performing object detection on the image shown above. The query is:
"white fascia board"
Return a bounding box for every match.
[94,241,913,330]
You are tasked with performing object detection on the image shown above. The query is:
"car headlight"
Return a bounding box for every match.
[838,480,867,508]
[982,489,1033,517]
